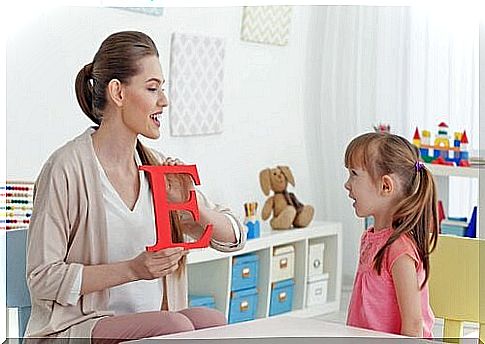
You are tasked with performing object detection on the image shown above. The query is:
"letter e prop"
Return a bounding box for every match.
[139,165,213,251]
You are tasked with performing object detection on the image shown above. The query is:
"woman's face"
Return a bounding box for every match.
[121,55,168,139]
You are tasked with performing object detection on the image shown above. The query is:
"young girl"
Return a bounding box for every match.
[344,132,438,338]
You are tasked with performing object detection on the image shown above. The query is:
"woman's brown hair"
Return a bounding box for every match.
[74,31,186,274]
[345,132,439,289]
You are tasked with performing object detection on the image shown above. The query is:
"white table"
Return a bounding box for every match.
[127,316,415,343]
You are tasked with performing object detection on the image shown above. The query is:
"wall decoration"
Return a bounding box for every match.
[168,32,225,136]
[240,6,292,46]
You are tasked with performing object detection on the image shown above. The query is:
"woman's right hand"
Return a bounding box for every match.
[129,247,187,280]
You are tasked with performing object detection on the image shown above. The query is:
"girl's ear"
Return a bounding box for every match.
[107,79,124,107]
[380,175,394,196]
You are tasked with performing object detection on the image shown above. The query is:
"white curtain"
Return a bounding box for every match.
[407,7,479,220]
[304,6,479,283]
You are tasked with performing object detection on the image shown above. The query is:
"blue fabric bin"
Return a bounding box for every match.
[231,253,259,291]
[228,287,258,324]
[188,295,216,309]
[269,278,294,316]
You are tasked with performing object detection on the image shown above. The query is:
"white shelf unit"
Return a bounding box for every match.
[424,164,479,178]
[186,221,343,319]
[424,163,480,234]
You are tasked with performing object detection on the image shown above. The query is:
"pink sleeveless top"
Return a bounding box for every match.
[347,227,434,338]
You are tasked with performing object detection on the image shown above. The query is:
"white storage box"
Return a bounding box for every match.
[271,245,295,283]
[306,272,329,307]
[308,242,325,277]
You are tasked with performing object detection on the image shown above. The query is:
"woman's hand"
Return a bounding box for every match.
[129,247,186,280]
[163,157,194,203]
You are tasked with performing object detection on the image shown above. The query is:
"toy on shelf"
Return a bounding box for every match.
[412,122,470,167]
[244,202,260,239]
[373,123,391,133]
[259,166,314,230]
[437,201,445,225]
[1,181,34,230]
[440,206,477,238]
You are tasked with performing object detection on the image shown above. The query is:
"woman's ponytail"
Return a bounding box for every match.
[136,140,187,276]
[75,62,100,125]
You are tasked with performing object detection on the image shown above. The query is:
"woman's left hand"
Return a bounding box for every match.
[162,157,194,203]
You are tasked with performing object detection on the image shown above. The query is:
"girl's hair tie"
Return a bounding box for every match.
[415,161,424,172]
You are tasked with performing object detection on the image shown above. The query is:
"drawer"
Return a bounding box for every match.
[308,242,325,277]
[228,287,258,324]
[232,253,259,291]
[306,273,329,307]
[271,245,295,283]
[188,295,215,309]
[269,278,294,316]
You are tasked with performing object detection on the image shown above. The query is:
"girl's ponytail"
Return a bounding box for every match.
[374,163,439,289]
[75,62,100,125]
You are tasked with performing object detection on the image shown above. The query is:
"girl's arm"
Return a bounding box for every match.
[392,254,424,337]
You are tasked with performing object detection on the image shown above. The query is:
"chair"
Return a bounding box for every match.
[6,228,31,338]
[428,234,483,343]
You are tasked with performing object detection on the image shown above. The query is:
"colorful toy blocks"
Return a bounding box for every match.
[412,122,470,167]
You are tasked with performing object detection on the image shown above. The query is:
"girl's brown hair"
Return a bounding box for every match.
[345,132,438,289]
[74,31,186,274]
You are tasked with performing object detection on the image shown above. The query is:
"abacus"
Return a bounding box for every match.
[1,181,34,230]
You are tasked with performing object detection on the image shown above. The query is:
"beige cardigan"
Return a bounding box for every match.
[26,128,246,338]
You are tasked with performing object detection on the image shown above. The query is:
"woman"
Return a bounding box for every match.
[26,31,246,342]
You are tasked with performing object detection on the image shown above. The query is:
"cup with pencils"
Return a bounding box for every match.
[244,202,260,240]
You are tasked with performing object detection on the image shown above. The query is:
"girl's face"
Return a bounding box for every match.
[121,55,168,139]
[344,166,392,219]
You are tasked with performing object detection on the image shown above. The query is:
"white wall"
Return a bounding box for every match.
[7,6,315,225]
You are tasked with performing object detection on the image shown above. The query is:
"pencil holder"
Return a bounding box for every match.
[244,202,261,240]
[246,219,260,239]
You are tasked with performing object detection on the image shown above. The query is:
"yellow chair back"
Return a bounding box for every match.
[428,234,483,343]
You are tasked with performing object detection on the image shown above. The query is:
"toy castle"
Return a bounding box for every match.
[413,122,470,167]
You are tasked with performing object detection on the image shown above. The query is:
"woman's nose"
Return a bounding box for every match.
[158,91,168,108]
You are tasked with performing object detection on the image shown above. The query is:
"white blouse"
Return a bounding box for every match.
[98,152,162,314]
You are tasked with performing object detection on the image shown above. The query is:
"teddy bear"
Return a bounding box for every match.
[259,166,314,230]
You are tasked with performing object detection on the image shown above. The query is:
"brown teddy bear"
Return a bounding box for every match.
[259,166,314,230]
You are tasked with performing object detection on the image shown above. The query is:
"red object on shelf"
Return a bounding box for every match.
[437,201,445,232]
[413,127,421,140]
[461,130,469,144]
[431,156,454,166]
[139,164,213,252]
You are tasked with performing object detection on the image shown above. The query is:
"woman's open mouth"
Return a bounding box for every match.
[150,113,162,127]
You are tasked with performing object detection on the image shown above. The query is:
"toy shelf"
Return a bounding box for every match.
[424,163,479,178]
[425,163,480,237]
[187,221,343,320]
